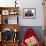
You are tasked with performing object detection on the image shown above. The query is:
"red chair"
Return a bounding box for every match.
[21,28,41,46]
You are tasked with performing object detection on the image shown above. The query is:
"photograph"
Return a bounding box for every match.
[23,8,36,19]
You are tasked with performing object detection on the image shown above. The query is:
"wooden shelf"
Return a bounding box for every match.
[0,7,20,46]
[0,24,20,32]
[0,7,19,10]
[0,7,19,24]
[0,40,19,46]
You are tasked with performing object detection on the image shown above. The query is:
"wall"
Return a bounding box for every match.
[0,0,44,26]
[18,0,44,26]
[0,0,15,7]
[43,0,46,26]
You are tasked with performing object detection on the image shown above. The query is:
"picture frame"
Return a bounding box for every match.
[2,10,9,15]
[23,8,36,19]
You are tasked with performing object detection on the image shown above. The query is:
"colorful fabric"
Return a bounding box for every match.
[21,28,41,46]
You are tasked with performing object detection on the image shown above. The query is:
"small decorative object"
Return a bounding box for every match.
[10,10,14,15]
[23,8,36,19]
[9,10,18,15]
[5,18,8,24]
[2,16,8,24]
[14,28,17,32]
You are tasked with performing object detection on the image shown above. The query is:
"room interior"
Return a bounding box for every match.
[0,0,46,46]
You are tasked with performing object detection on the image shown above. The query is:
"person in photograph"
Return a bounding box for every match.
[25,10,33,17]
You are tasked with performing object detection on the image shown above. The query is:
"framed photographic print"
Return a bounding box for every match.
[2,10,9,15]
[23,8,36,19]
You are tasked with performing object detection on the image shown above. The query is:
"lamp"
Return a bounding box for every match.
[15,0,17,7]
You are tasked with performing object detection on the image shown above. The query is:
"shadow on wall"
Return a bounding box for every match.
[18,26,44,44]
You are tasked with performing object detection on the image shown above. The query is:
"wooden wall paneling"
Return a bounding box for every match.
[43,0,46,46]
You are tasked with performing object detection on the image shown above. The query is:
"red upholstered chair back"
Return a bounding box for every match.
[21,28,41,46]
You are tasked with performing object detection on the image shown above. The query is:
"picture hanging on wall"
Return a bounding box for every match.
[23,8,36,19]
